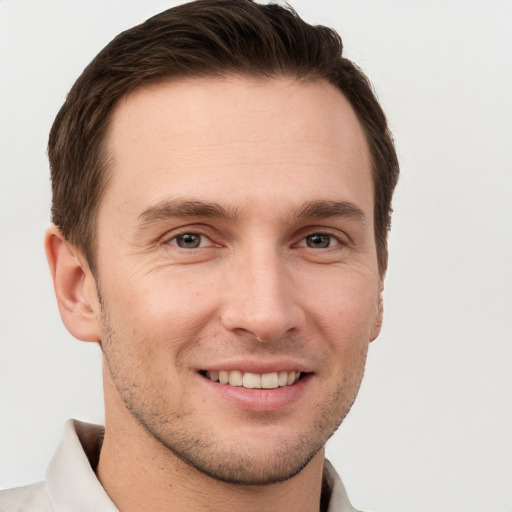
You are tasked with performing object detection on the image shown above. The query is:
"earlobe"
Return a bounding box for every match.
[45,225,101,342]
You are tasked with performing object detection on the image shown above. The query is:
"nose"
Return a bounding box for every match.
[220,248,305,342]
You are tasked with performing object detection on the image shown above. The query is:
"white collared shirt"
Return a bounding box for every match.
[0,420,360,512]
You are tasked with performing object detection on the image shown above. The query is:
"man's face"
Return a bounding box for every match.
[92,76,381,484]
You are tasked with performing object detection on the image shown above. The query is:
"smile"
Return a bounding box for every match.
[204,370,302,389]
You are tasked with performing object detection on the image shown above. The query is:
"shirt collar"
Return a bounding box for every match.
[46,419,358,512]
[46,419,117,511]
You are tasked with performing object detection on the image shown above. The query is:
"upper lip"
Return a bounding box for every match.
[197,359,313,374]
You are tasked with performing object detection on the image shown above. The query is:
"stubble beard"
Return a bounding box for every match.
[99,304,367,486]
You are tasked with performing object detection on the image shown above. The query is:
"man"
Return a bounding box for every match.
[0,0,398,510]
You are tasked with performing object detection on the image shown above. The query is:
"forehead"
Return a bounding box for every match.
[101,76,372,219]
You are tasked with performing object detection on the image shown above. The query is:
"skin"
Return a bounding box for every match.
[46,76,383,512]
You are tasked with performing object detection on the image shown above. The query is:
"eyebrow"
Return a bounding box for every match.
[137,199,240,228]
[137,198,366,231]
[294,200,367,224]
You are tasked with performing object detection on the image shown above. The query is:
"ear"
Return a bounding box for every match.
[370,285,384,342]
[45,225,101,342]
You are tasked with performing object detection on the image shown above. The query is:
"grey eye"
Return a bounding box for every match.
[175,233,202,248]
[306,234,332,248]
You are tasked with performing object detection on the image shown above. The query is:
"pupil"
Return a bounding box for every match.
[178,234,200,248]
[307,234,330,248]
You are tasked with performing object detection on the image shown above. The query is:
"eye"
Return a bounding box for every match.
[169,233,210,249]
[299,233,340,249]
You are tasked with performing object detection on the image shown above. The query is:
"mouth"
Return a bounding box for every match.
[201,370,304,389]
[198,367,312,411]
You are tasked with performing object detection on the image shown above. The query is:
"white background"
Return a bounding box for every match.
[1,1,511,511]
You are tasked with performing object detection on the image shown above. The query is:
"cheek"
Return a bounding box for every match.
[305,268,380,340]
[99,268,222,354]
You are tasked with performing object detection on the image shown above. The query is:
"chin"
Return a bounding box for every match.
[161,431,325,485]
[130,406,340,486]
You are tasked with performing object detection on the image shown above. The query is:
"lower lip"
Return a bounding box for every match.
[199,373,312,412]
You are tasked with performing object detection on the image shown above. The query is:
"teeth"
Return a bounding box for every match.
[242,372,261,389]
[261,372,279,389]
[228,370,243,387]
[205,370,301,389]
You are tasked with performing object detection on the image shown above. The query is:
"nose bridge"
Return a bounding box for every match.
[221,242,302,341]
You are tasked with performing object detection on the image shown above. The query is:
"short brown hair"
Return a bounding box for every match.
[48,0,399,274]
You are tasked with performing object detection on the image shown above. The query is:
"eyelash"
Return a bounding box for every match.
[295,233,343,249]
[164,230,345,251]
[166,231,216,249]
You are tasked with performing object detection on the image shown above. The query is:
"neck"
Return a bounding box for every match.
[97,390,325,512]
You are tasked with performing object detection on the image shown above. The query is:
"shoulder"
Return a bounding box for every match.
[0,482,52,512]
